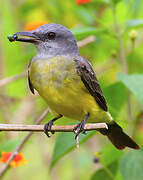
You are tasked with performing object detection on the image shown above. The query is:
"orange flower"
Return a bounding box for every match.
[25,21,47,31]
[76,0,91,5]
[0,152,28,168]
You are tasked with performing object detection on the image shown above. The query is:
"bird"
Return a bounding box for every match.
[8,23,139,150]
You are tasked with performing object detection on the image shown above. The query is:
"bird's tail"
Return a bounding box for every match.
[99,121,140,150]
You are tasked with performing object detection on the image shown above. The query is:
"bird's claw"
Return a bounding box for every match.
[44,120,55,137]
[73,121,86,139]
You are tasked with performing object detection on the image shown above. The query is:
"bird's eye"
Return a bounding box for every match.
[47,32,56,40]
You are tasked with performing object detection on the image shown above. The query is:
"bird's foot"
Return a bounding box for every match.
[44,114,63,137]
[73,113,90,139]
[73,120,87,139]
[44,120,55,137]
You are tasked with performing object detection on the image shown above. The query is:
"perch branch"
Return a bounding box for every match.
[0,123,108,132]
[0,108,49,178]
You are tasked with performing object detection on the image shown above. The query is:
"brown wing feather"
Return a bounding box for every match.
[74,57,108,111]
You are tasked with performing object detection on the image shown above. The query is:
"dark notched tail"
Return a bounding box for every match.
[99,121,140,150]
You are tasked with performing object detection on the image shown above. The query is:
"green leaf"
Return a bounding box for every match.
[101,144,123,166]
[118,74,143,106]
[130,0,142,16]
[71,27,107,40]
[103,82,127,118]
[126,19,143,28]
[0,139,21,152]
[50,131,95,169]
[90,161,119,180]
[120,149,143,180]
[111,0,121,5]
[74,6,95,24]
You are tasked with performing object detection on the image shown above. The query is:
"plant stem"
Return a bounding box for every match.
[111,4,132,122]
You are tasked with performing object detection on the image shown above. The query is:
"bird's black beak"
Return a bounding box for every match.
[8,31,40,43]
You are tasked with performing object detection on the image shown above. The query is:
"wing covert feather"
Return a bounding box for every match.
[74,57,108,111]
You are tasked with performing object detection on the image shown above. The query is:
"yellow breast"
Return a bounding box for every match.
[29,56,110,123]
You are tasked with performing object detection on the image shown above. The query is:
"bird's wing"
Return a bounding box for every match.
[74,56,108,111]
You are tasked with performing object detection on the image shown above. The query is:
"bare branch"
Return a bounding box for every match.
[77,36,95,47]
[0,108,49,178]
[0,123,108,132]
[0,72,26,87]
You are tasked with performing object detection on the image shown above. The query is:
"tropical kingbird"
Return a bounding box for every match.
[9,23,139,150]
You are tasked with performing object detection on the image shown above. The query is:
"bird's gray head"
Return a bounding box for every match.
[10,23,80,57]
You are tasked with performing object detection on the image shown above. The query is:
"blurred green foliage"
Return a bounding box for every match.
[0,0,143,179]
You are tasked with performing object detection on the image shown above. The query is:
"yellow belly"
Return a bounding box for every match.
[29,56,110,123]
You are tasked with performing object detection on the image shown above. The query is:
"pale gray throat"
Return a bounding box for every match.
[35,41,80,58]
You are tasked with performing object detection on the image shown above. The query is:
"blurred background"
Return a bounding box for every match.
[0,0,143,179]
